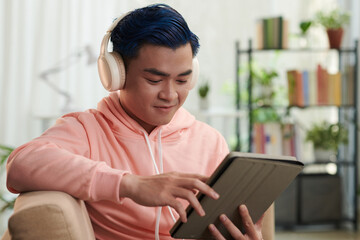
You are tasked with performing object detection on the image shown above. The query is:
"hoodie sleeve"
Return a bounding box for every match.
[6,114,127,203]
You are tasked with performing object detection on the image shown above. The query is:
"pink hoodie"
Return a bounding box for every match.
[7,91,229,239]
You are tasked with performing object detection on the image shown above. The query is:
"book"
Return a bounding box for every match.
[287,70,297,106]
[252,123,265,153]
[252,123,282,156]
[282,19,289,49]
[329,72,342,106]
[256,20,264,49]
[281,124,296,157]
[327,72,335,105]
[302,70,309,106]
[317,64,328,105]
[294,70,304,107]
[258,16,288,49]
[308,70,317,106]
[344,65,355,105]
[170,152,304,239]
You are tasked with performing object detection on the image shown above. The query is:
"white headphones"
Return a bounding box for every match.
[97,13,199,92]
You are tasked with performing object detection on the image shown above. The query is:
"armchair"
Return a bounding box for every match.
[1,191,95,240]
[1,191,274,240]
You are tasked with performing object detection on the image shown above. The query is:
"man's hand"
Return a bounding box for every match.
[119,172,219,222]
[209,205,264,240]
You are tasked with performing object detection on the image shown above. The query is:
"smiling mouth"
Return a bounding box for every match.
[154,105,177,111]
[156,105,174,109]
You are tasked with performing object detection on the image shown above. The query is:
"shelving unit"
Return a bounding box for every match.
[235,39,359,230]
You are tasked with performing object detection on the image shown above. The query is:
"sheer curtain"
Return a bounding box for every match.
[1,0,130,147]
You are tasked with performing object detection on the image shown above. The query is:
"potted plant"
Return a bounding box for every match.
[251,67,282,123]
[305,121,348,161]
[198,81,210,110]
[298,20,312,48]
[315,9,350,49]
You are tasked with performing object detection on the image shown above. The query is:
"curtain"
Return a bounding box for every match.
[0,0,142,147]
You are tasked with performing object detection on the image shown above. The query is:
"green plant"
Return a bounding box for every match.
[198,81,210,99]
[315,9,350,29]
[250,65,283,123]
[305,121,348,151]
[0,144,16,212]
[252,68,278,106]
[299,21,312,35]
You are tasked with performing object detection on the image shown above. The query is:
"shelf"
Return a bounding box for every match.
[235,39,359,231]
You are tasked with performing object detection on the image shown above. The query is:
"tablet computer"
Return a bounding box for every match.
[170,152,304,239]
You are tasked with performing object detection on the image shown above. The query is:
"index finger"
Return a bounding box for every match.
[177,172,209,183]
[179,177,219,200]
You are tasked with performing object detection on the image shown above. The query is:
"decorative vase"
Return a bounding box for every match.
[326,28,344,49]
[199,97,209,110]
[314,148,337,162]
[298,34,309,49]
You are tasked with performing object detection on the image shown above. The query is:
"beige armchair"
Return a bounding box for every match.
[1,191,274,240]
[1,191,95,240]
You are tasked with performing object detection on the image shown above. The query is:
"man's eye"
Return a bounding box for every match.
[146,79,161,84]
[177,80,188,84]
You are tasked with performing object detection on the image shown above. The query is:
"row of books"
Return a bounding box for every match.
[256,16,289,49]
[252,123,296,157]
[287,64,355,107]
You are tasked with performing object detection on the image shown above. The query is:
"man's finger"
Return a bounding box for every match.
[172,187,205,217]
[208,224,226,240]
[175,172,209,183]
[168,199,187,222]
[179,177,219,200]
[239,205,259,239]
[219,214,243,239]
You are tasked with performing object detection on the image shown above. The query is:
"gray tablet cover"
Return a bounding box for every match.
[170,152,304,239]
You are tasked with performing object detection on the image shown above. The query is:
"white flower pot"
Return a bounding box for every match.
[314,148,337,162]
[199,97,209,110]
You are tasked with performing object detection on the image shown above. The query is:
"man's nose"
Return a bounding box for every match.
[158,81,178,101]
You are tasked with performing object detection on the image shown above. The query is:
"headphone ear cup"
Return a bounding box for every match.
[110,51,126,90]
[189,57,199,90]
[98,51,126,91]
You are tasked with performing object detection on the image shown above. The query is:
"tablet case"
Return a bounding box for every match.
[170,152,304,239]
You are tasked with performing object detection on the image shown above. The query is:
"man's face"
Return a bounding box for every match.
[119,43,194,133]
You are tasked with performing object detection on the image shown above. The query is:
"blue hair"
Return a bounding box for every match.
[111,4,199,64]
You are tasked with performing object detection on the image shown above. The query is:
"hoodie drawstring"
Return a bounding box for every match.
[141,129,176,240]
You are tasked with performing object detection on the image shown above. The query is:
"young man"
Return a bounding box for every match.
[6,4,264,239]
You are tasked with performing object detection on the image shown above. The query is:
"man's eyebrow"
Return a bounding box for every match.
[143,68,192,77]
[178,69,192,76]
[144,68,170,77]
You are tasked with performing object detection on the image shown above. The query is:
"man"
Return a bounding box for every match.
[7,4,264,239]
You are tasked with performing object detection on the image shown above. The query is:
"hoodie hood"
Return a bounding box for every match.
[96,91,196,140]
